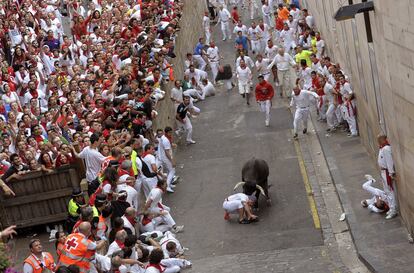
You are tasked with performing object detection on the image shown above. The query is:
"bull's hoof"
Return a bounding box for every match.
[266,199,272,206]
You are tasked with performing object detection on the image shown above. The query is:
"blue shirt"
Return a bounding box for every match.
[235,36,249,51]
[194,42,204,55]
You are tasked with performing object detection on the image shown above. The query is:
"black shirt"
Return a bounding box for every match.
[2,164,29,181]
[176,103,189,120]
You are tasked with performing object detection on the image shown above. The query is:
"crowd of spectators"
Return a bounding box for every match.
[0,0,183,181]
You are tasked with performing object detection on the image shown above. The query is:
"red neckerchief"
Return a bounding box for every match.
[379,140,390,149]
[259,24,264,31]
[115,239,125,249]
[166,135,173,145]
[142,215,152,225]
[125,215,136,226]
[146,264,164,272]
[30,89,39,99]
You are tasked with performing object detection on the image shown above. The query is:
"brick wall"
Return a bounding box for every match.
[154,0,206,130]
[303,0,414,232]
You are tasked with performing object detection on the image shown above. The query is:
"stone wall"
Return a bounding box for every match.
[154,0,207,130]
[302,0,414,232]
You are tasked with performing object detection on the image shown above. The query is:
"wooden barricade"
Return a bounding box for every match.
[0,165,81,229]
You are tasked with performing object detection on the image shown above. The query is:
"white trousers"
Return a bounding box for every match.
[336,104,344,123]
[238,81,250,94]
[161,258,191,273]
[210,61,219,83]
[148,204,176,228]
[221,21,231,40]
[224,79,233,91]
[248,1,258,19]
[326,104,338,129]
[278,69,291,97]
[381,170,397,212]
[262,73,271,82]
[318,96,327,119]
[258,100,271,123]
[183,88,203,100]
[223,200,244,213]
[362,179,388,213]
[342,103,358,135]
[193,55,207,71]
[177,118,193,142]
[143,177,158,198]
[293,108,310,134]
[251,40,261,54]
[204,28,211,44]
[161,159,175,188]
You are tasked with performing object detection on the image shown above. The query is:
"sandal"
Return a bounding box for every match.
[249,217,259,223]
[239,219,251,224]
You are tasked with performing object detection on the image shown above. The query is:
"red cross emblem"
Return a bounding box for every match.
[65,237,79,251]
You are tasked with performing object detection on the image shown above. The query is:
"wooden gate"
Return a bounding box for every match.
[0,165,81,228]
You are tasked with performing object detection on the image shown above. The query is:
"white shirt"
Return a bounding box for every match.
[117,184,139,210]
[158,135,172,162]
[323,83,335,104]
[306,15,315,28]
[147,187,163,209]
[265,45,278,60]
[290,90,319,108]
[255,24,271,41]
[340,82,353,97]
[160,231,183,258]
[184,68,208,85]
[316,39,325,58]
[206,46,220,62]
[248,26,260,41]
[201,81,215,97]
[290,8,301,21]
[280,28,296,47]
[233,25,248,36]
[107,241,122,257]
[227,193,249,202]
[78,146,106,182]
[121,215,137,235]
[255,58,271,75]
[218,8,231,23]
[378,145,394,174]
[268,53,296,71]
[300,67,312,89]
[202,15,210,30]
[236,56,254,69]
[236,66,252,84]
[170,87,183,105]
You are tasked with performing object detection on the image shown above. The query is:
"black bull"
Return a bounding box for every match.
[238,158,271,208]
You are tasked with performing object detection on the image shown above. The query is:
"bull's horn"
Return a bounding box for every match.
[233,182,245,191]
[256,185,266,196]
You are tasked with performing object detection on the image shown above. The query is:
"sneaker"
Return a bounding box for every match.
[187,140,196,144]
[172,176,180,185]
[265,120,269,127]
[303,128,307,134]
[364,174,375,182]
[293,133,298,140]
[166,187,175,193]
[361,200,368,208]
[224,212,230,220]
[385,211,398,220]
[222,37,226,41]
[172,225,184,233]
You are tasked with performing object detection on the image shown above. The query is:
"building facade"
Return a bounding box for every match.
[301,0,414,232]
